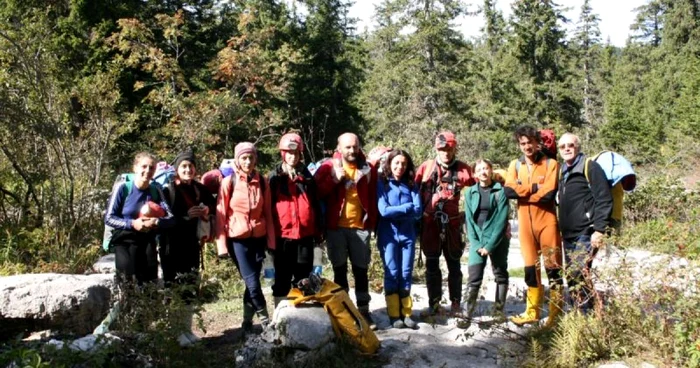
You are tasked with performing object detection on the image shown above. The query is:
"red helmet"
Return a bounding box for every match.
[279,133,303,153]
[368,145,392,166]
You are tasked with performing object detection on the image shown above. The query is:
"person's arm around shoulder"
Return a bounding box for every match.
[528,159,559,204]
[458,162,476,187]
[504,160,531,199]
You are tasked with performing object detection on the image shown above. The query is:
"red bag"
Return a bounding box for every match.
[539,129,557,159]
[139,201,166,218]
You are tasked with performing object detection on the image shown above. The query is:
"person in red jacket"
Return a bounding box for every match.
[315,132,378,330]
[268,133,322,307]
[415,131,475,315]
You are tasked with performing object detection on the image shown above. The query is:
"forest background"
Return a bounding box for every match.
[1,0,698,273]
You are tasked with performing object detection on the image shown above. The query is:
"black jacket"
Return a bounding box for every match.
[558,154,613,239]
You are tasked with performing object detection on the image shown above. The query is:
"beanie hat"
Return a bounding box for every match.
[435,131,457,149]
[235,142,256,161]
[173,149,196,169]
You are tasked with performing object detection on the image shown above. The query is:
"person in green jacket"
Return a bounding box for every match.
[464,159,510,318]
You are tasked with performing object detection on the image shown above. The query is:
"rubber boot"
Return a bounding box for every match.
[465,287,479,318]
[493,284,508,315]
[543,288,564,329]
[400,295,417,329]
[386,294,404,328]
[242,302,255,332]
[256,308,270,329]
[510,286,542,326]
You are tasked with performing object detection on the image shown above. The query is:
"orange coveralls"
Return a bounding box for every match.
[504,153,562,288]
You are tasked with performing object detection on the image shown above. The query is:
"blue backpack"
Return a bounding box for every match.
[102,173,160,252]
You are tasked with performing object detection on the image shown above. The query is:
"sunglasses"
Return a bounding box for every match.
[558,143,576,149]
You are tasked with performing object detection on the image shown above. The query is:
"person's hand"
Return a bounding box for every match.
[591,231,605,248]
[332,159,345,182]
[477,248,489,256]
[132,218,146,231]
[200,205,210,218]
[142,217,158,229]
[187,206,203,219]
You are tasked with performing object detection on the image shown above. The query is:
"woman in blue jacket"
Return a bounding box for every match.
[464,159,510,318]
[377,149,422,329]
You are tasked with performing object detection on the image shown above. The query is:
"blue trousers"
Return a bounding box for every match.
[227,237,266,312]
[378,236,415,295]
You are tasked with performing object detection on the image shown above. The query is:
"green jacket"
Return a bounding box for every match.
[465,182,509,254]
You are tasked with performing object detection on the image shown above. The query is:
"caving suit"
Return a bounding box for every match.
[504,152,563,325]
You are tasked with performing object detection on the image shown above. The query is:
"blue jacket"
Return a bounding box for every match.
[376,178,422,241]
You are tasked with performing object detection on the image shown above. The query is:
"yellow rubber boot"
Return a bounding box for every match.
[400,295,417,329]
[543,288,564,328]
[386,294,404,328]
[510,286,543,326]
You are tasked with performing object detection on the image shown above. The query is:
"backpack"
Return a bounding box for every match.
[539,129,557,160]
[307,158,330,176]
[560,151,636,231]
[583,151,636,230]
[201,159,236,196]
[102,173,161,252]
[288,276,380,355]
[153,161,176,189]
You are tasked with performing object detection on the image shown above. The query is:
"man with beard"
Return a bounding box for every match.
[415,131,475,315]
[315,133,379,330]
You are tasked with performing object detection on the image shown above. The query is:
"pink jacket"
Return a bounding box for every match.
[215,170,275,255]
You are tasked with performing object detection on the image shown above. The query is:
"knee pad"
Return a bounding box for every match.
[524,266,539,287]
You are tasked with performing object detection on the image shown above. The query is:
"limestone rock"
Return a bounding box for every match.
[0,273,114,337]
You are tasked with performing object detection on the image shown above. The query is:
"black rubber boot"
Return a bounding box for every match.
[465,287,479,318]
[494,284,508,314]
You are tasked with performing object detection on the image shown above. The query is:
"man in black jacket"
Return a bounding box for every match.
[557,133,613,311]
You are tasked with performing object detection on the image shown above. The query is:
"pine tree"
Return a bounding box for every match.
[572,0,603,128]
[509,0,581,129]
[287,0,364,161]
[358,0,472,159]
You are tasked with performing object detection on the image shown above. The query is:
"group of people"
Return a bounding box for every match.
[103,125,615,346]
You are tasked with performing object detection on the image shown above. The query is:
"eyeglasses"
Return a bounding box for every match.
[558,143,576,150]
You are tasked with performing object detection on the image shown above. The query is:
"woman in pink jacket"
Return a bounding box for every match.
[215,142,275,333]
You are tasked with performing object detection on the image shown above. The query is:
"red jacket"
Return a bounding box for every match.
[268,163,320,240]
[315,152,378,231]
